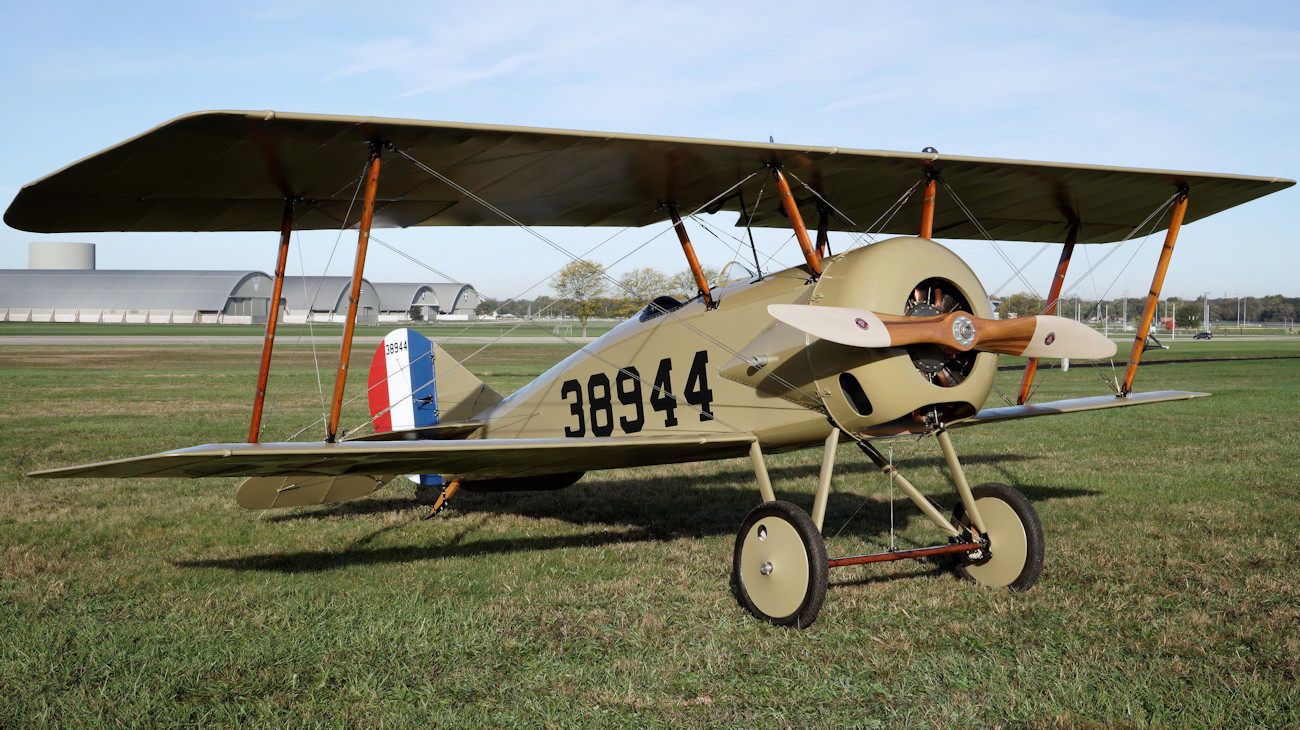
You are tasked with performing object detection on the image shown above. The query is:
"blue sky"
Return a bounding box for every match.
[2,0,1297,302]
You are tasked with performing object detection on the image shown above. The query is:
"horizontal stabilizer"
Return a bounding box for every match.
[235,474,394,509]
[345,421,483,442]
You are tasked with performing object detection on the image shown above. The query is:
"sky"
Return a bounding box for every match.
[2,0,1297,303]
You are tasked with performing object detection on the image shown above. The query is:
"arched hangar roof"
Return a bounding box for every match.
[279,276,379,313]
[0,269,271,310]
[372,283,434,313]
[428,283,478,313]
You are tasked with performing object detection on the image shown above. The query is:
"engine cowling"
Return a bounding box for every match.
[808,237,997,436]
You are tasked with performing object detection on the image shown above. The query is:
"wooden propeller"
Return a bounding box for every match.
[768,304,1117,359]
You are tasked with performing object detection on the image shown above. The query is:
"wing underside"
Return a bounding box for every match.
[5,110,1292,241]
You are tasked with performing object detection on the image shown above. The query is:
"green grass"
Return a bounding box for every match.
[2,340,1298,727]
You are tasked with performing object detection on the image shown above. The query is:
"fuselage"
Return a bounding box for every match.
[473,237,997,455]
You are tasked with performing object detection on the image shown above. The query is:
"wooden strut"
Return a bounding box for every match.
[326,145,383,442]
[668,205,713,308]
[771,168,822,278]
[248,199,295,443]
[815,204,830,258]
[1017,224,1079,405]
[1121,192,1189,396]
[919,174,937,239]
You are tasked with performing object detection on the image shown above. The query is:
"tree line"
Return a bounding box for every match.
[997,292,1299,327]
[475,262,722,335]
[476,258,1299,334]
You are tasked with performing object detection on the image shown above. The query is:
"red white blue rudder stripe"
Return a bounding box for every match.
[368,328,442,487]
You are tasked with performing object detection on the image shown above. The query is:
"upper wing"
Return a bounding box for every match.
[5,110,1291,241]
[26,432,758,480]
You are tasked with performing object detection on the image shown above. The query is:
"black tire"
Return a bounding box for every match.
[732,500,828,629]
[952,482,1044,592]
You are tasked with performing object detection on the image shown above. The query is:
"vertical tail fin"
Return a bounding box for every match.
[368,328,440,434]
[368,328,443,487]
[367,328,504,431]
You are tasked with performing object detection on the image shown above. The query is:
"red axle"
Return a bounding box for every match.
[827,541,984,569]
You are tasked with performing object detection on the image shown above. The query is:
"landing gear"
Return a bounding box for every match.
[951,482,1044,591]
[737,429,1046,629]
[732,501,828,628]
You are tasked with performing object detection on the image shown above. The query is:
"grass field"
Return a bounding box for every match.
[2,336,1298,727]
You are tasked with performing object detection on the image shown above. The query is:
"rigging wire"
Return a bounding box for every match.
[784,171,922,252]
[1053,194,1178,311]
[939,180,1041,298]
[829,432,931,545]
[988,242,1052,299]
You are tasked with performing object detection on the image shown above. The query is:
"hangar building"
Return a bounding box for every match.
[1,243,480,324]
[0,269,275,324]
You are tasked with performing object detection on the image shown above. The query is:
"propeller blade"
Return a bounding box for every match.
[767,304,891,347]
[768,305,1117,359]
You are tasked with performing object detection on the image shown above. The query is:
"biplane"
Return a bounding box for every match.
[7,111,1292,628]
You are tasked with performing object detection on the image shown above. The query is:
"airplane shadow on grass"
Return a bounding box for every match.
[177,451,1098,576]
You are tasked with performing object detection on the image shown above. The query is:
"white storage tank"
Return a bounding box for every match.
[28,242,96,270]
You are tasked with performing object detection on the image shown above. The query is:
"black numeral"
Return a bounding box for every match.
[650,358,678,427]
[684,350,714,421]
[559,353,714,436]
[561,379,584,437]
[587,373,614,437]
[616,367,644,434]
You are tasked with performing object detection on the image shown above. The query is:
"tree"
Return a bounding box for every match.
[615,267,671,317]
[668,267,719,302]
[550,259,608,336]
[998,291,1045,319]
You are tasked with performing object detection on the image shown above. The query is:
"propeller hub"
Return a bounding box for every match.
[952,315,976,348]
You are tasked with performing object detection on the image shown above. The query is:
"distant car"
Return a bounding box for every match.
[1193,332,1213,340]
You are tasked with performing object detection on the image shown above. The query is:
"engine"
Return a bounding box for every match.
[808,237,997,436]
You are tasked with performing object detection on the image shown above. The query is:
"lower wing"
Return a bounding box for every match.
[26,432,758,480]
[953,389,1209,429]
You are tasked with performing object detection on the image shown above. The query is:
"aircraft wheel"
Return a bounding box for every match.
[952,483,1044,592]
[732,501,828,628]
